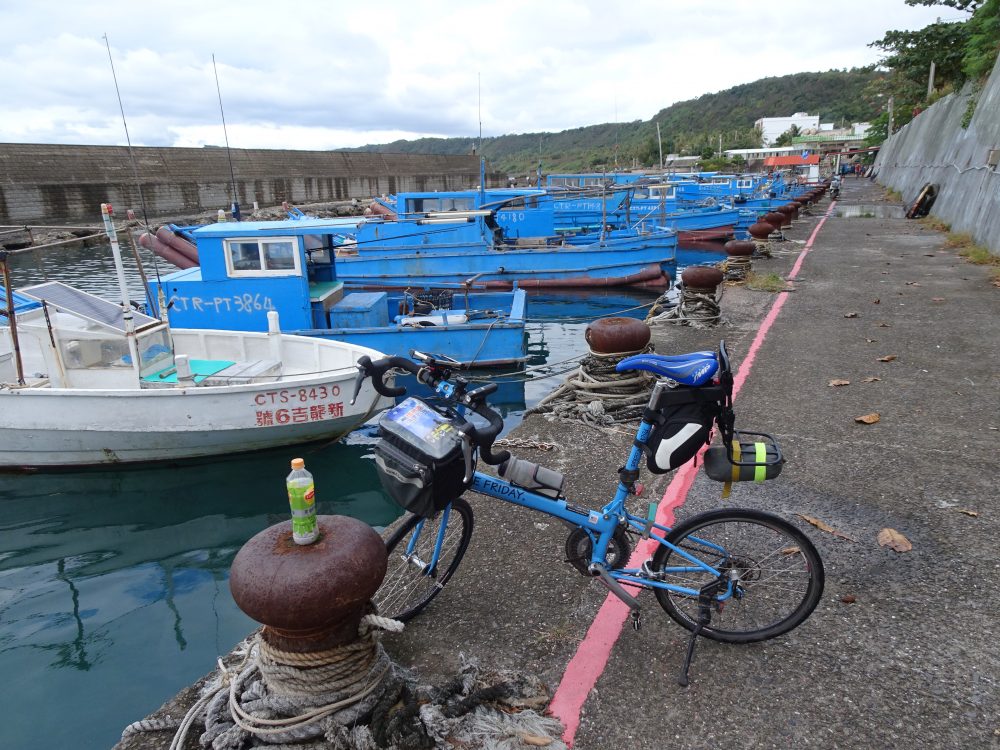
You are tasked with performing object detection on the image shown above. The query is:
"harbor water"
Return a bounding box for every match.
[0,236,723,748]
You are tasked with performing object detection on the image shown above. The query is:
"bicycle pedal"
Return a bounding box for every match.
[631,609,641,632]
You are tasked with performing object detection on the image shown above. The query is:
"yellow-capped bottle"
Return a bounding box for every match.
[286,458,318,544]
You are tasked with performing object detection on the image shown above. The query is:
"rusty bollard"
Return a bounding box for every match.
[723,238,754,281]
[230,515,387,652]
[763,211,787,240]
[675,265,724,325]
[748,220,776,258]
[585,315,651,353]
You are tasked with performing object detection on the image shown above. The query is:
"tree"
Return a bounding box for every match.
[774,125,802,147]
[963,0,1000,80]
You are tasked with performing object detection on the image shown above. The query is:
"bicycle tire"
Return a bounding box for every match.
[650,508,824,643]
[373,497,474,623]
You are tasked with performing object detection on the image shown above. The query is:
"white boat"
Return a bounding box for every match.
[0,280,392,470]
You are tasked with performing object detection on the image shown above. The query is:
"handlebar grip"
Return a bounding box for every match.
[357,354,418,398]
[472,401,510,465]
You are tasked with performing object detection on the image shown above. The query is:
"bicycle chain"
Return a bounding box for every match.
[494,438,558,451]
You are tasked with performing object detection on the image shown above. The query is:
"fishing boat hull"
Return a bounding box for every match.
[0,328,392,470]
[334,236,676,289]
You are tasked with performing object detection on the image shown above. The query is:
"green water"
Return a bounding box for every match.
[0,442,399,749]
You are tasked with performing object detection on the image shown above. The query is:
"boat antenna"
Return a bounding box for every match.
[103,33,159,312]
[213,54,241,221]
[478,71,482,154]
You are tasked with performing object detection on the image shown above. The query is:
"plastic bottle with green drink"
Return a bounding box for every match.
[286,458,318,544]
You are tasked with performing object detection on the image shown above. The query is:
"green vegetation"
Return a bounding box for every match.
[745,272,789,292]
[918,216,952,231]
[348,69,881,175]
[865,0,999,144]
[945,231,976,247]
[953,238,1000,285]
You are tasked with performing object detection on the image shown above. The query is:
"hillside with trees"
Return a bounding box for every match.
[347,68,882,175]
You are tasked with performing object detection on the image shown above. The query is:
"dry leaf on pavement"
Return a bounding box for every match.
[862,376,882,383]
[829,379,851,387]
[795,514,858,542]
[878,354,898,362]
[844,312,859,318]
[855,413,881,424]
[957,509,979,518]
[931,297,945,302]
[877,528,912,552]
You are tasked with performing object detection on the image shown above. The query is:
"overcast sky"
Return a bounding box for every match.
[0,0,968,150]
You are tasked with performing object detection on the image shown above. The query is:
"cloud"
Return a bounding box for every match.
[0,0,970,149]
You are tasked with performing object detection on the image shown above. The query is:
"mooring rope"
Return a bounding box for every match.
[720,255,753,282]
[527,344,655,426]
[647,286,722,327]
[124,615,566,750]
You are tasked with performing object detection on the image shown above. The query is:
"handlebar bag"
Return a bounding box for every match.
[374,397,471,518]
[637,385,724,474]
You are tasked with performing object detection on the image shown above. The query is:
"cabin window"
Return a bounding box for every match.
[224,238,301,277]
[736,179,752,189]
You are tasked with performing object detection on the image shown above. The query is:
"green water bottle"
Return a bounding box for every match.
[286,458,318,545]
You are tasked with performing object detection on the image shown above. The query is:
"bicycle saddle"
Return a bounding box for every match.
[615,351,719,386]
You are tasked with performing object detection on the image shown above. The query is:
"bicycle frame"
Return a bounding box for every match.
[401,379,739,603]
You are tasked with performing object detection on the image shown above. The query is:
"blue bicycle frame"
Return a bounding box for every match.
[406,378,737,603]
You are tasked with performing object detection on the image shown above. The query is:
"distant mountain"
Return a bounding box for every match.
[347,69,882,175]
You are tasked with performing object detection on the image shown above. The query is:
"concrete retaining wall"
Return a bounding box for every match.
[0,145,495,225]
[873,55,1000,254]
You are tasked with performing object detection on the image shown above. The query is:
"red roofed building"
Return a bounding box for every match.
[763,155,821,167]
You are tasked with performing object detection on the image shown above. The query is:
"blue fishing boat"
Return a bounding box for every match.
[353,189,677,288]
[148,218,528,367]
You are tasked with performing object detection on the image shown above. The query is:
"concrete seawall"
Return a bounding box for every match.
[874,54,1000,254]
[0,144,496,225]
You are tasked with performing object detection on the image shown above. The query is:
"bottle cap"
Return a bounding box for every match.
[290,458,305,470]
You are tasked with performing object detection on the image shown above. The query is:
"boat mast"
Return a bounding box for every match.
[213,54,241,221]
[0,249,26,385]
[101,204,142,378]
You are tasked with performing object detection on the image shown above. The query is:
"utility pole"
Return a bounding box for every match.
[927,61,936,101]
[656,122,663,169]
[718,133,722,158]
[887,96,895,136]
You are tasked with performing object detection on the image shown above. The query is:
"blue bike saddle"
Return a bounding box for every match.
[616,351,719,386]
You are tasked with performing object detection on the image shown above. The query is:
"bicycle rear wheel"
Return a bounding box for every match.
[650,508,823,643]
[374,497,474,622]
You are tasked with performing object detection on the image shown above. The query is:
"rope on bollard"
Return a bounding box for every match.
[720,255,753,282]
[527,345,655,426]
[646,286,722,328]
[135,618,565,750]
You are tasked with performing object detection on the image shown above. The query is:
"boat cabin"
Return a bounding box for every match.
[1,282,174,389]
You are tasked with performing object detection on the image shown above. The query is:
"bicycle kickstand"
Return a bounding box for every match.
[677,582,721,687]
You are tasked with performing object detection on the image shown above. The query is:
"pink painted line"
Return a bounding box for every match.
[548,202,835,746]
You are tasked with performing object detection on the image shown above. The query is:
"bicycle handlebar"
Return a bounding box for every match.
[352,353,510,465]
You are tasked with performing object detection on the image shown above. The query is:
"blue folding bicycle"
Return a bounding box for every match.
[351,341,823,685]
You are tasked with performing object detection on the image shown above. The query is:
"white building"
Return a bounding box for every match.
[755,113,821,146]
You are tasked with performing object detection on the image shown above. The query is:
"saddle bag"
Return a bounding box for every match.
[637,385,724,474]
[374,397,472,518]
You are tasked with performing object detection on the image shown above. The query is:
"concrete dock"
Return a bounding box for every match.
[118,177,1000,749]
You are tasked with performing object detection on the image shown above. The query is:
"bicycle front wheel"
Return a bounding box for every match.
[651,508,824,643]
[374,497,474,623]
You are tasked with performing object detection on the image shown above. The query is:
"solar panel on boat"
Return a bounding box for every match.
[19,281,159,331]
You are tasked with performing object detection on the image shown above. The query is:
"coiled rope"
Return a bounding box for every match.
[720,255,752,282]
[122,618,566,750]
[528,344,655,426]
[647,285,722,328]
